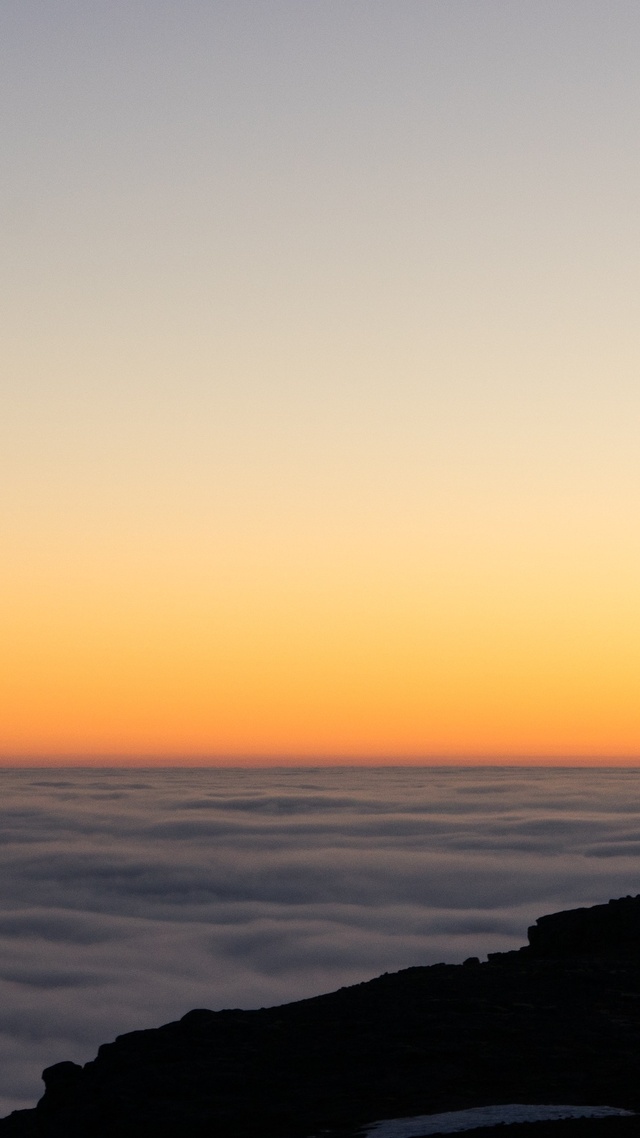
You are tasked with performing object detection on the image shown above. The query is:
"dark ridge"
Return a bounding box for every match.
[527,895,640,958]
[2,896,640,1137]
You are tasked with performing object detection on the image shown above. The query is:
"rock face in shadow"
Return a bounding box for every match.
[528,895,640,958]
[2,897,640,1137]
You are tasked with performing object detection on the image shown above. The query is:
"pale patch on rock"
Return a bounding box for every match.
[363,1104,635,1138]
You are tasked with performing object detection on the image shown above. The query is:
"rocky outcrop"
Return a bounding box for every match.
[2,897,640,1137]
[527,895,640,958]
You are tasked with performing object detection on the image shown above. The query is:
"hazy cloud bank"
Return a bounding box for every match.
[0,766,639,1115]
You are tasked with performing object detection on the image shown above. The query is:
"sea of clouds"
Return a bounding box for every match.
[1,765,640,1116]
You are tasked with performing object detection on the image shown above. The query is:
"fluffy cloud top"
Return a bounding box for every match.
[0,766,639,1116]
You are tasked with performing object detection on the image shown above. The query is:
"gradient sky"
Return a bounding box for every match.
[2,1,639,762]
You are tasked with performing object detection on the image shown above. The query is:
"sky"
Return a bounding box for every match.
[2,1,639,762]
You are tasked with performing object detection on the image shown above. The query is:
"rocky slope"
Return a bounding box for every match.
[3,896,640,1137]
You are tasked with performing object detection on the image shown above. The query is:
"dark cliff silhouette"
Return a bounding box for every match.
[3,896,640,1137]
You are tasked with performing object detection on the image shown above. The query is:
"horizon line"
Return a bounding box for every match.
[1,755,640,768]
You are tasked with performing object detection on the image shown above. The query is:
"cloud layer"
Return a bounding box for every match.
[1,766,640,1115]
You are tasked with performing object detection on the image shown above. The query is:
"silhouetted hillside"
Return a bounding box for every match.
[3,897,640,1137]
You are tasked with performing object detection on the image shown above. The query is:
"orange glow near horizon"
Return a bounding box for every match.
[2,521,639,764]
